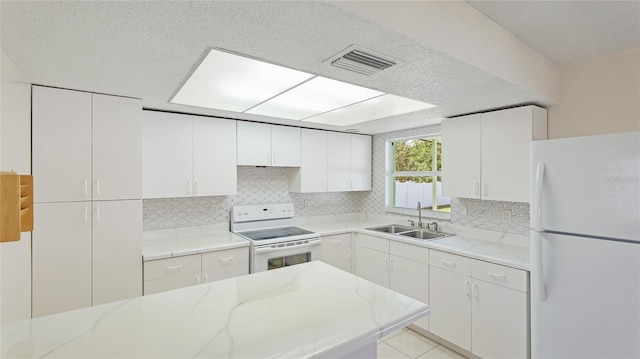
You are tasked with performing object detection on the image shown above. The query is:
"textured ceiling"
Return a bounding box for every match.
[467,0,640,65]
[0,1,624,134]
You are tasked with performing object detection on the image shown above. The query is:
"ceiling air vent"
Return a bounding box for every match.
[324,45,400,76]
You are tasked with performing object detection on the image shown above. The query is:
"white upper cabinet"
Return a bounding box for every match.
[32,87,92,203]
[327,132,372,192]
[237,122,301,167]
[142,111,193,198]
[32,86,141,203]
[142,111,237,198]
[288,129,328,193]
[193,116,237,196]
[92,94,142,201]
[442,105,547,202]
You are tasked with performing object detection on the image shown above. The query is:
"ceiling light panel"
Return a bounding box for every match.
[303,94,437,126]
[171,49,314,112]
[245,76,384,120]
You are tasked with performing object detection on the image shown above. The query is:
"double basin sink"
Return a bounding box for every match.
[365,225,453,241]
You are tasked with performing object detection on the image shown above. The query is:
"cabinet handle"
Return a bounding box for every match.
[219,256,234,264]
[331,239,341,246]
[475,182,479,195]
[483,183,488,197]
[441,259,456,268]
[166,264,183,271]
[194,181,199,195]
[347,248,352,259]
[196,275,201,284]
[83,179,89,196]
[95,179,101,196]
[384,256,389,270]
[83,207,89,223]
[204,274,209,283]
[390,258,394,271]
[95,206,101,223]
[464,280,470,295]
[472,283,478,298]
[488,271,506,280]
[186,181,192,195]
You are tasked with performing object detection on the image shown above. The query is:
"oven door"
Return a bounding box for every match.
[251,237,322,273]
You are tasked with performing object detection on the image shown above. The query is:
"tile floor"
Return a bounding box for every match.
[378,328,468,359]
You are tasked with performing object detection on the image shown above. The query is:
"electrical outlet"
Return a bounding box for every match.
[211,205,218,217]
[502,209,512,223]
[461,206,468,216]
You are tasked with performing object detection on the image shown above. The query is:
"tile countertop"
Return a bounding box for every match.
[295,213,531,271]
[143,223,249,261]
[1,261,429,359]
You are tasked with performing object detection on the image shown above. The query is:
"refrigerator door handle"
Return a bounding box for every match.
[532,161,547,301]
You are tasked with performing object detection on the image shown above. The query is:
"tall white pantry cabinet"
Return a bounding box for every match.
[32,86,142,317]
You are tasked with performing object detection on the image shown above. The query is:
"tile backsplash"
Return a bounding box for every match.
[145,126,531,235]
[143,166,366,230]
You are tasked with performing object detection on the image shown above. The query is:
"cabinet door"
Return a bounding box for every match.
[321,233,352,273]
[390,255,429,331]
[32,86,92,203]
[92,94,142,200]
[271,126,301,167]
[327,132,351,192]
[441,114,481,199]
[237,122,271,166]
[355,246,389,287]
[193,117,237,196]
[289,129,328,193]
[32,202,92,317]
[471,280,527,359]
[201,247,249,282]
[142,111,193,198]
[350,134,372,191]
[429,266,471,351]
[481,107,532,202]
[92,200,142,305]
[144,274,202,296]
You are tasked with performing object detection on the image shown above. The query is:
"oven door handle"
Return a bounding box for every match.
[253,238,321,254]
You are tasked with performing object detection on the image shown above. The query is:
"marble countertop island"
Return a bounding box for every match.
[1,261,429,358]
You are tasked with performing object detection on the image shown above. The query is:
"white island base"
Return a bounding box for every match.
[1,261,429,358]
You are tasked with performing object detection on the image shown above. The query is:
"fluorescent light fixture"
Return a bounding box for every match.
[246,77,383,120]
[302,94,437,126]
[171,49,314,112]
[171,48,438,126]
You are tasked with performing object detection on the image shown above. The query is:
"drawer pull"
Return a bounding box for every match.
[488,271,506,280]
[219,256,234,264]
[166,264,183,271]
[441,259,456,268]
[331,239,342,245]
[464,280,470,296]
[472,283,478,298]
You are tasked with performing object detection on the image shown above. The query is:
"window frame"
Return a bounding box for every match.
[384,133,451,220]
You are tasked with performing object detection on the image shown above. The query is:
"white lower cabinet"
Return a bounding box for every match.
[32,200,142,317]
[355,234,429,331]
[428,249,529,358]
[144,247,249,295]
[320,233,353,273]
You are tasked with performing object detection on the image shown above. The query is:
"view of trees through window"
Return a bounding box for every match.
[390,136,451,212]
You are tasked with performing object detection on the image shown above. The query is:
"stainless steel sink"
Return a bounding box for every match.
[365,225,413,234]
[398,230,449,240]
[365,225,453,242]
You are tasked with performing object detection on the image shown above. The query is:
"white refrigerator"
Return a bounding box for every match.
[530,131,640,359]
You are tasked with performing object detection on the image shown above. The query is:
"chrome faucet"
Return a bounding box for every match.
[417,201,423,228]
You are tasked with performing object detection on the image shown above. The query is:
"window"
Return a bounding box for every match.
[386,135,451,216]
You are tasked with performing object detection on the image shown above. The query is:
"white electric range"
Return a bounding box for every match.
[230,203,322,273]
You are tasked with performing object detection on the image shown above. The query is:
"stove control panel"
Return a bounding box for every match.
[232,203,295,223]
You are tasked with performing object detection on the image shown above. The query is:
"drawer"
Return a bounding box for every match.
[429,250,471,276]
[143,254,201,281]
[144,273,201,295]
[356,233,389,252]
[390,241,429,264]
[322,234,351,248]
[201,247,249,271]
[472,259,528,292]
